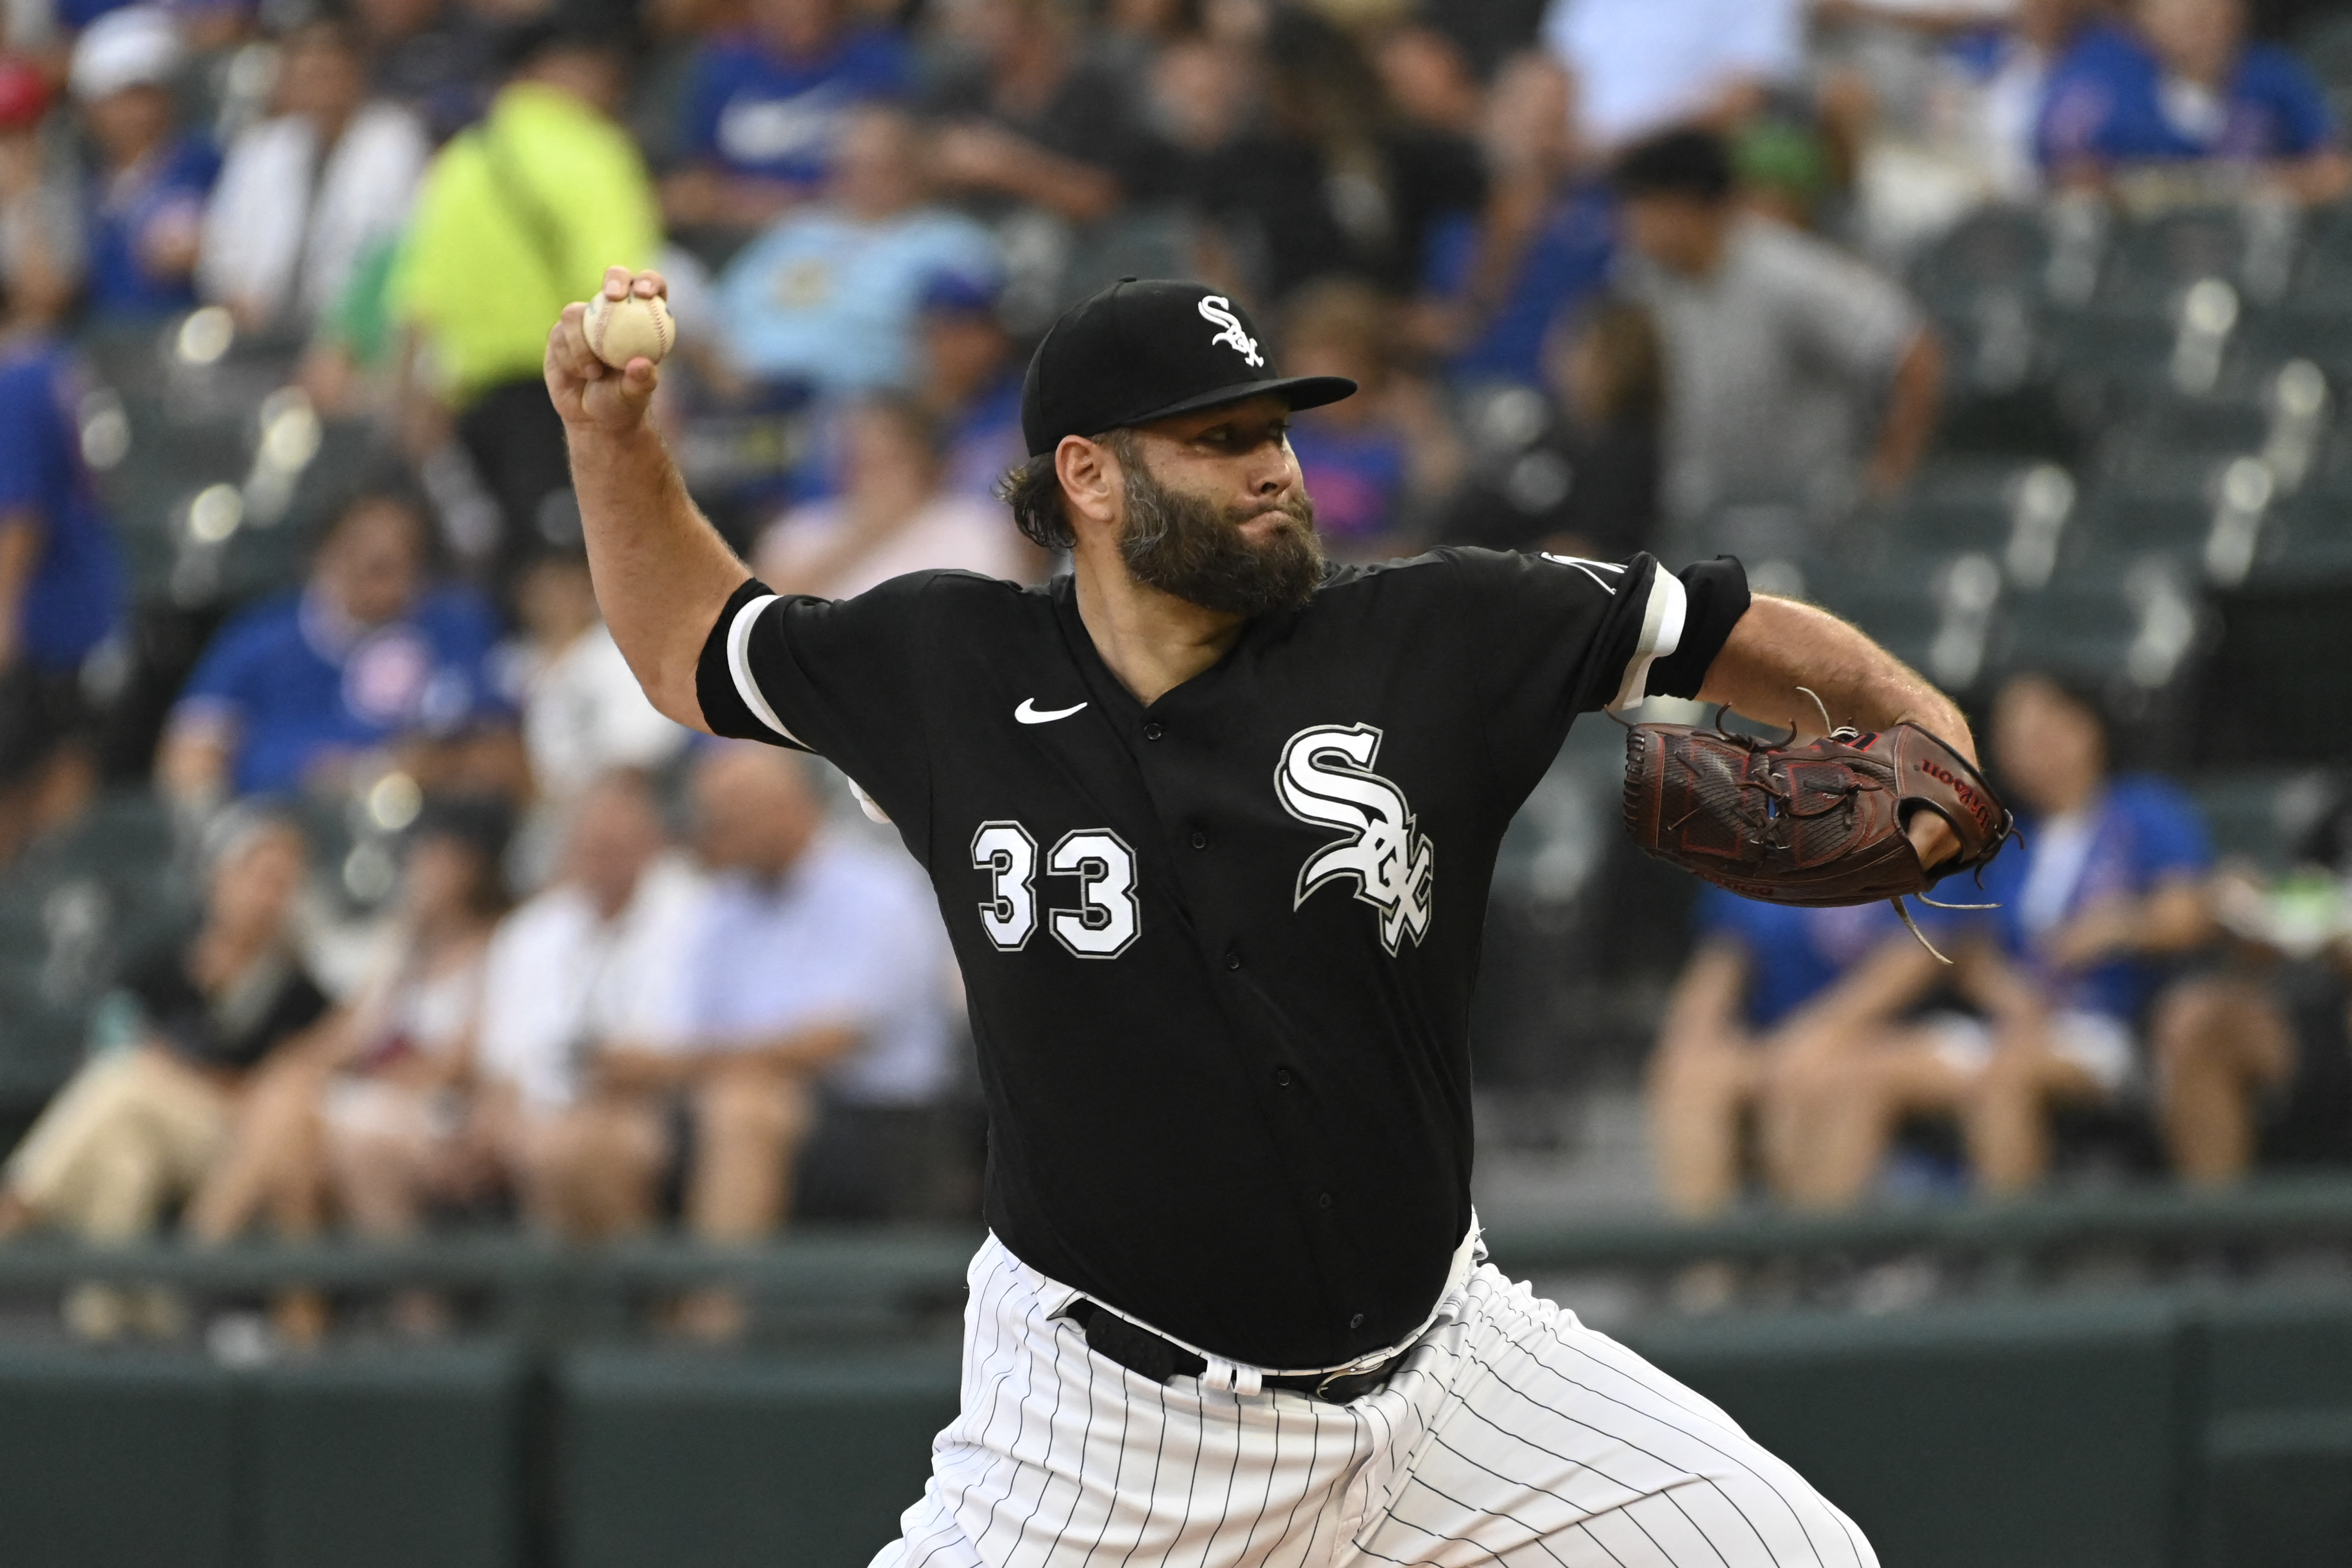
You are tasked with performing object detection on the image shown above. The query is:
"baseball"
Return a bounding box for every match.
[583,289,674,369]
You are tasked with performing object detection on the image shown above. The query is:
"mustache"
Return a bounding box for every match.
[1236,496,1314,528]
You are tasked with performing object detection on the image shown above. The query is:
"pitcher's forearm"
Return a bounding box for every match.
[567,415,748,732]
[1699,596,1973,763]
[548,268,752,733]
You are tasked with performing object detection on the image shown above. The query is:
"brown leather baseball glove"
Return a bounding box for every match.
[1623,716,2013,949]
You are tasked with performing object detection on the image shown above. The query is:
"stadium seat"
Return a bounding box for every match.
[2047,292,2255,404]
[1908,204,2055,316]
[2191,771,2314,869]
[0,794,191,1108]
[2243,309,2352,393]
[2194,576,2352,767]
[1882,459,2084,589]
[2105,393,2273,465]
[2257,496,2352,581]
[2099,205,2304,311]
[2285,200,2352,313]
[1998,558,2200,692]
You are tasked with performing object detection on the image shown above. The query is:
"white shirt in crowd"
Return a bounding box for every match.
[1962,30,2058,203]
[509,624,692,801]
[1541,0,1807,148]
[197,100,427,327]
[755,493,1034,601]
[673,834,958,1107]
[475,856,706,1112]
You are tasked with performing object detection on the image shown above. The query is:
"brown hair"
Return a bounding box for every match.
[996,428,1147,553]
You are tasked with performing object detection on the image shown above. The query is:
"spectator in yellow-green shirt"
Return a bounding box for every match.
[392,15,658,588]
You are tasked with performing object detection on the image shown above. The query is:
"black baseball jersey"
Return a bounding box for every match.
[696,548,1749,1369]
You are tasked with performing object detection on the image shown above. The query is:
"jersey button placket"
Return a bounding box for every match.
[1189,831,1207,850]
[1142,721,1166,742]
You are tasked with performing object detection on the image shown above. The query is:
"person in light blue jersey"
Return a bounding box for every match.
[714,105,1000,399]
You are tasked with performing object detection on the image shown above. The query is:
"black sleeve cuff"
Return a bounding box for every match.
[1646,557,1751,700]
[694,576,798,744]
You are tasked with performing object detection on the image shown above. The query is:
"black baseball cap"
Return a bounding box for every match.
[1020,278,1357,458]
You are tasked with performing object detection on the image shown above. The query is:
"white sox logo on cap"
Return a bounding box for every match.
[1197,295,1263,368]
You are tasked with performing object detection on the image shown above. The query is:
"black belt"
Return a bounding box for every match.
[1062,1299,1403,1404]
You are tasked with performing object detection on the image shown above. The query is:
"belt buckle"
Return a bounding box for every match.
[1313,1356,1386,1403]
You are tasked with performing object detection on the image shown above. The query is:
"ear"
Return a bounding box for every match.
[1055,434,1123,533]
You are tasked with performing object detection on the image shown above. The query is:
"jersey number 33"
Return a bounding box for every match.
[967,723,1434,963]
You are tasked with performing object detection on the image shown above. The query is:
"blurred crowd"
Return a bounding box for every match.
[3,0,2352,1340]
[1652,667,2352,1219]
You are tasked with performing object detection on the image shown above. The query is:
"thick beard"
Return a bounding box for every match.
[1116,451,1327,617]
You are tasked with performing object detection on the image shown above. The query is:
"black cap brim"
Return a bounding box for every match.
[1117,374,1359,432]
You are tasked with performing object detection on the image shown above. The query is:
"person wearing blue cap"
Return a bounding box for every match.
[914,269,1027,503]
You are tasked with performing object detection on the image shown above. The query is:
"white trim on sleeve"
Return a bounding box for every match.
[724,593,802,743]
[1607,567,1687,711]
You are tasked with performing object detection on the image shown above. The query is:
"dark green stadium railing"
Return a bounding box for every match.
[3,1173,2350,1334]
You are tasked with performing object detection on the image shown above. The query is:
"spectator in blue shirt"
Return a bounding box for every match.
[664,0,912,235]
[157,494,511,807]
[1935,0,2124,204]
[714,105,1001,398]
[69,7,218,320]
[1651,892,1949,1214]
[0,309,127,863]
[1949,671,2235,1191]
[2040,0,2351,203]
[1698,674,2258,1203]
[1430,54,1615,393]
[1945,668,2317,1195]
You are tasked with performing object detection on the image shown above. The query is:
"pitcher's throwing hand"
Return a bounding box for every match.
[545,266,668,434]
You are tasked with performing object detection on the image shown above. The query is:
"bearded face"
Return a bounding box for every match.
[1112,437,1327,617]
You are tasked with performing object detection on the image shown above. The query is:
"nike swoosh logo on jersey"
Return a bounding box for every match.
[1015,699,1089,725]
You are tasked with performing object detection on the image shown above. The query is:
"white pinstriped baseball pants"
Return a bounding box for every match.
[868,1235,1876,1568]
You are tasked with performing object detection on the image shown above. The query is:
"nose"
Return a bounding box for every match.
[1248,438,1298,499]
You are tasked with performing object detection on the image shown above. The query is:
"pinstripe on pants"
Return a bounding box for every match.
[869,1236,1877,1568]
